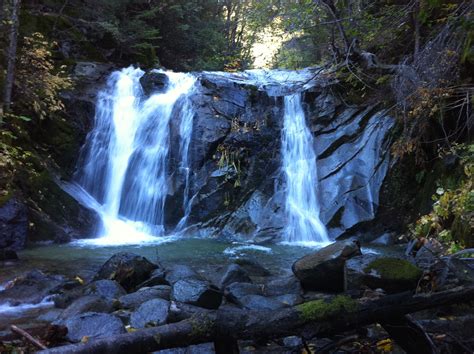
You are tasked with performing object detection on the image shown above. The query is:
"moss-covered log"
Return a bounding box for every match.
[39,286,474,354]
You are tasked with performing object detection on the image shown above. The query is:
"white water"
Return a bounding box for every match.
[281,94,329,244]
[76,67,196,245]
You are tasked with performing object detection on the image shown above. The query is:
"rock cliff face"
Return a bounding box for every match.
[160,69,394,241]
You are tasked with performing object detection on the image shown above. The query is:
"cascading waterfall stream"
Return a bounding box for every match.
[76,67,196,245]
[281,94,329,244]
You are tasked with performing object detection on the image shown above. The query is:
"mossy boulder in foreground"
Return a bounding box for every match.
[345,255,423,293]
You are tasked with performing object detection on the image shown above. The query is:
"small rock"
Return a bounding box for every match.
[84,280,127,299]
[234,258,271,276]
[225,282,263,305]
[118,285,171,309]
[59,295,114,319]
[264,276,301,296]
[272,294,303,306]
[94,252,158,292]
[238,295,287,311]
[172,279,222,309]
[136,268,168,288]
[0,269,66,305]
[292,239,361,291]
[219,264,251,289]
[282,336,303,348]
[165,265,200,284]
[140,71,170,95]
[64,312,125,342]
[130,298,170,328]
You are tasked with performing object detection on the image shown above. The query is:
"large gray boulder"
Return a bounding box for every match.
[172,278,222,309]
[292,240,361,291]
[64,312,125,342]
[94,252,158,291]
[130,298,170,328]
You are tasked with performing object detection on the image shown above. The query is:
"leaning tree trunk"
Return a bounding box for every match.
[38,286,474,354]
[3,0,21,112]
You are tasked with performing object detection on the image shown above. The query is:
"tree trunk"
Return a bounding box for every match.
[38,286,474,354]
[3,0,21,112]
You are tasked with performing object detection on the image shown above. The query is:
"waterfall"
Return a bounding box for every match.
[76,67,196,244]
[281,94,329,244]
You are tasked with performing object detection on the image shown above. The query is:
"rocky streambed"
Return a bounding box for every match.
[1,238,473,353]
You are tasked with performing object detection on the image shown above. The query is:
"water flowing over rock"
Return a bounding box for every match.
[68,66,393,245]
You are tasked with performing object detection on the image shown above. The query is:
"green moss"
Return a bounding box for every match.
[189,316,214,338]
[364,257,422,282]
[297,295,358,322]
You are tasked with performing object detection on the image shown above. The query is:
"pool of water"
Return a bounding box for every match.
[0,237,331,285]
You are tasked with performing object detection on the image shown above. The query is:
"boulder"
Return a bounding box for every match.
[0,269,66,305]
[263,275,302,296]
[84,280,127,299]
[63,312,125,343]
[165,265,200,284]
[140,71,170,95]
[345,255,423,293]
[130,298,170,328]
[234,258,271,276]
[238,295,287,311]
[136,268,168,288]
[292,240,361,291]
[272,294,303,306]
[224,282,263,305]
[219,264,251,289]
[59,295,114,319]
[0,198,28,251]
[94,252,158,291]
[172,278,222,309]
[118,285,171,309]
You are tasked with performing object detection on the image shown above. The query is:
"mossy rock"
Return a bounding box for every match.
[345,255,422,294]
[297,295,357,322]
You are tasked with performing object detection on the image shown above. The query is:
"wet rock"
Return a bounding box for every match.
[136,268,168,288]
[224,282,263,305]
[219,264,252,289]
[118,285,171,309]
[165,265,200,284]
[130,298,170,328]
[84,280,127,299]
[0,269,66,305]
[273,294,303,306]
[282,336,303,348]
[94,252,158,291]
[292,240,361,292]
[239,295,287,311]
[234,258,271,276]
[345,255,422,293]
[140,71,170,95]
[0,198,28,251]
[59,295,114,319]
[263,275,302,296]
[172,278,222,309]
[64,312,125,342]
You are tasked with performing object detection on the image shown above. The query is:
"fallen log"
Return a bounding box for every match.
[39,286,474,354]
